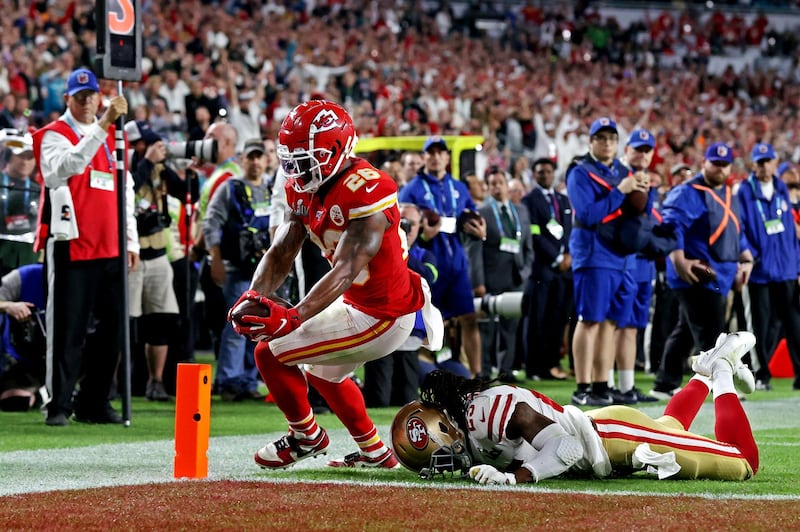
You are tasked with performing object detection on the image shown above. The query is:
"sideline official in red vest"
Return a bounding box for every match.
[32,67,140,426]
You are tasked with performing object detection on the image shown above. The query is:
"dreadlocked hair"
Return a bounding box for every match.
[419,370,494,433]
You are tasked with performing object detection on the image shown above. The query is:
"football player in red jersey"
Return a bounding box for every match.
[229,100,443,469]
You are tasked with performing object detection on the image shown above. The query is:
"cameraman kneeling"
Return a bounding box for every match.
[0,264,46,411]
[126,120,193,401]
[202,139,271,401]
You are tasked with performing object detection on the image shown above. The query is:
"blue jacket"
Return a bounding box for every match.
[407,244,437,338]
[398,171,476,275]
[1,264,45,364]
[566,156,637,271]
[661,175,749,294]
[737,174,800,284]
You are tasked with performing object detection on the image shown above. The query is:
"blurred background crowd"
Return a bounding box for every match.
[5,1,800,184]
[3,0,800,412]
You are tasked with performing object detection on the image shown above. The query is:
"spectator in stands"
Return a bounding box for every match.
[398,151,423,191]
[226,66,265,153]
[0,128,39,275]
[185,79,221,136]
[508,177,527,206]
[158,67,190,117]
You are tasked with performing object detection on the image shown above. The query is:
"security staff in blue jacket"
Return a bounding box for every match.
[566,117,651,407]
[650,142,754,398]
[737,143,800,391]
[613,128,661,405]
[399,136,486,376]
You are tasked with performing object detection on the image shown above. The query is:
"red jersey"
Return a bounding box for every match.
[285,157,424,320]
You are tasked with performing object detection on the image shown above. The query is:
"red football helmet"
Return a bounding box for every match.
[277,100,358,193]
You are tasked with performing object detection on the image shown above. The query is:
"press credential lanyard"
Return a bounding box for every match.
[748,176,785,235]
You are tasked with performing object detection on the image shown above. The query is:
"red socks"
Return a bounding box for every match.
[306,373,375,436]
[663,378,709,430]
[254,341,311,421]
[714,394,759,474]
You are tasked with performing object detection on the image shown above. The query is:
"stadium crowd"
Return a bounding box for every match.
[2,0,800,419]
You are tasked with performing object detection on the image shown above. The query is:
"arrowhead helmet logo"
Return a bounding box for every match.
[310,109,340,134]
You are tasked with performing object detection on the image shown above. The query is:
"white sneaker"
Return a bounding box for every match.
[733,363,756,395]
[690,332,756,377]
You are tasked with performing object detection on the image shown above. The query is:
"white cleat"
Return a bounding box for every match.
[254,429,330,470]
[733,363,756,395]
[690,332,756,378]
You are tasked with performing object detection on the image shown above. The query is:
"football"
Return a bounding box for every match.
[690,260,717,283]
[624,190,648,214]
[230,298,270,323]
[457,209,483,232]
[421,208,441,226]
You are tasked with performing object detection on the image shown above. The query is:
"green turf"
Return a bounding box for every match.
[2,352,798,498]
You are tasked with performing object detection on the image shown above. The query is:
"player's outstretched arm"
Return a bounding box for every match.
[295,212,387,321]
[250,213,306,300]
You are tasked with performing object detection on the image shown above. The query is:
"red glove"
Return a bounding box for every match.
[230,293,302,342]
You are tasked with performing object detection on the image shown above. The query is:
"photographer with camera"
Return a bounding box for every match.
[194,122,239,360]
[0,263,46,412]
[126,119,198,401]
[202,138,271,401]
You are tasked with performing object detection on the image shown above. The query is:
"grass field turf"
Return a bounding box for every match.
[1,356,799,529]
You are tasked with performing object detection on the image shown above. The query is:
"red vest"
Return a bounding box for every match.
[33,120,120,261]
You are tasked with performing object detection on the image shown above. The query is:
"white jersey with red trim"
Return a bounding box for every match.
[285,157,424,320]
[465,385,611,476]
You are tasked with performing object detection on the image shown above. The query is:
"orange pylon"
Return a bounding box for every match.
[174,363,212,478]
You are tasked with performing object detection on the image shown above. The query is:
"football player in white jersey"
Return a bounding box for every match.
[392,332,759,483]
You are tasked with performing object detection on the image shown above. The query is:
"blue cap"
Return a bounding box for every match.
[589,117,618,137]
[704,142,734,164]
[626,128,655,149]
[751,142,776,162]
[778,161,792,178]
[423,135,447,152]
[66,68,99,96]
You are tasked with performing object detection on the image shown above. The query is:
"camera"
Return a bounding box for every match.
[473,292,524,318]
[400,217,412,235]
[166,139,217,162]
[135,198,170,237]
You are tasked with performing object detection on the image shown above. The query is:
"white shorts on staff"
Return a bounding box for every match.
[128,255,179,317]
